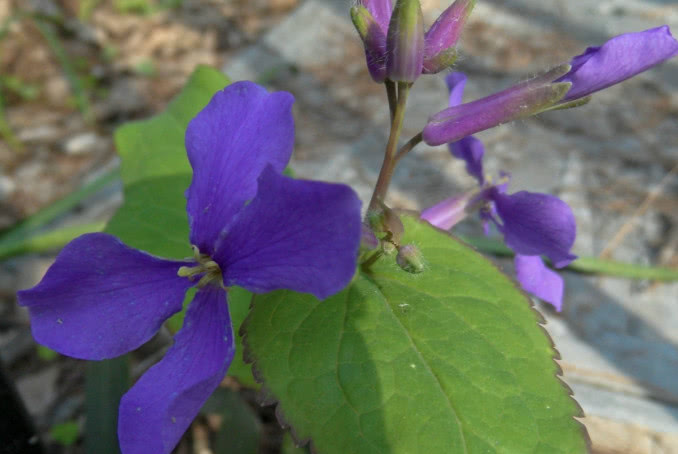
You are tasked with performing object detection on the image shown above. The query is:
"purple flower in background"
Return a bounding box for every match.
[423,26,678,145]
[421,73,576,310]
[17,81,362,454]
[351,0,475,82]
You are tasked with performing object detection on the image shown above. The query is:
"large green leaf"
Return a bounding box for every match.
[105,65,255,387]
[242,215,588,453]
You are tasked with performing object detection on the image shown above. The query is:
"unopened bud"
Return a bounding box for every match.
[351,5,389,82]
[396,244,425,273]
[385,0,424,82]
[423,65,572,146]
[422,0,475,74]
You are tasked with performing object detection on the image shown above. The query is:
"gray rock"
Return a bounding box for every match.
[63,132,103,155]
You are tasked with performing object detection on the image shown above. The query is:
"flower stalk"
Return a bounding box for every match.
[368,81,411,212]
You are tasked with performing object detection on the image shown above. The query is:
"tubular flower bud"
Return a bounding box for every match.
[351,5,389,82]
[386,0,425,82]
[423,64,572,146]
[422,0,475,74]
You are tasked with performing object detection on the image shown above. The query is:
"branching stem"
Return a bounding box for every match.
[368,81,411,213]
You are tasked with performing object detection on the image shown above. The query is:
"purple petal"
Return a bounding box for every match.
[449,135,485,184]
[118,286,234,454]
[420,192,473,230]
[423,71,571,145]
[423,0,474,72]
[445,72,467,107]
[490,190,577,268]
[385,0,425,82]
[214,167,362,300]
[185,81,295,255]
[557,26,678,102]
[515,255,564,311]
[17,233,192,360]
[360,0,392,32]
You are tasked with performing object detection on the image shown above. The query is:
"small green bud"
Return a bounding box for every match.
[396,244,425,273]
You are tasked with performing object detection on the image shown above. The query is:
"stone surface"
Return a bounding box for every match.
[223,0,678,445]
[16,366,59,417]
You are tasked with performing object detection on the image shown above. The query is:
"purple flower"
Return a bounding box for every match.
[351,0,474,82]
[421,73,576,310]
[17,81,362,454]
[423,26,678,146]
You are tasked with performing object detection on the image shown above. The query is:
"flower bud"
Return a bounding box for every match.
[396,244,425,273]
[423,64,572,146]
[351,5,389,82]
[385,0,425,82]
[422,0,475,74]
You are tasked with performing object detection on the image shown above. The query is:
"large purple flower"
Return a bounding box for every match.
[423,26,678,145]
[17,81,362,454]
[421,73,575,310]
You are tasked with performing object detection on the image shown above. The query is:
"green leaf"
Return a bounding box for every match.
[226,286,257,388]
[106,174,192,259]
[281,432,309,454]
[50,421,80,446]
[107,65,255,387]
[36,345,58,361]
[242,216,588,453]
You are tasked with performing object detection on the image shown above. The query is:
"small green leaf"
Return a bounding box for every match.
[242,216,588,453]
[37,345,58,361]
[50,421,80,446]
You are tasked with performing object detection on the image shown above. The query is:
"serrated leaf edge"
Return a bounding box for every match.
[239,215,591,453]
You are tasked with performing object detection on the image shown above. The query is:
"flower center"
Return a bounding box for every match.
[177,246,224,288]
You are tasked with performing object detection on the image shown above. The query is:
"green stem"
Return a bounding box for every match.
[385,80,397,122]
[458,234,678,281]
[368,82,411,212]
[394,131,423,163]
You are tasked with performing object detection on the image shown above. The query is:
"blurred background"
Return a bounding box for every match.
[0,0,677,453]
